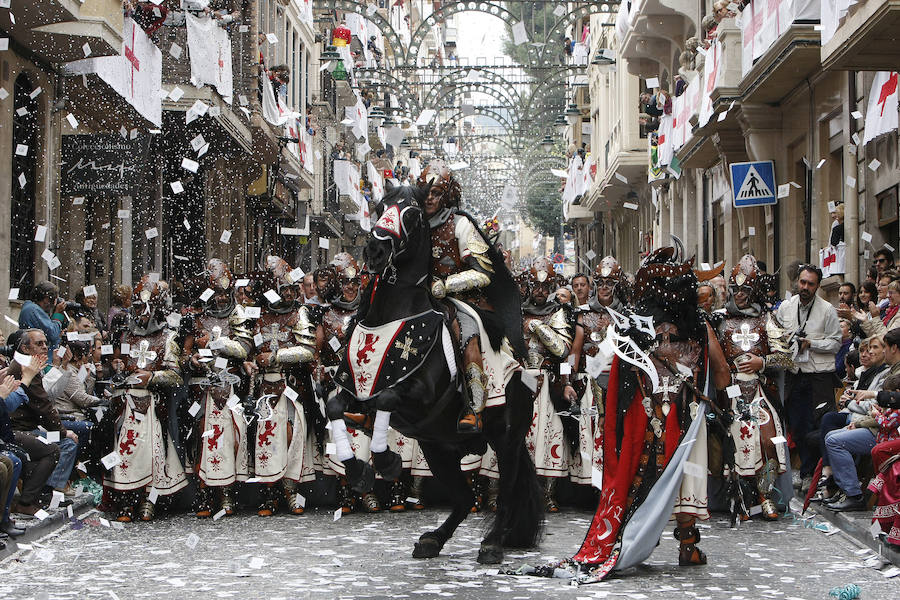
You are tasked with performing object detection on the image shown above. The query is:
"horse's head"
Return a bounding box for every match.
[364,184,429,283]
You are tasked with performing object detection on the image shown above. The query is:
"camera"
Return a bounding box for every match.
[0,344,14,359]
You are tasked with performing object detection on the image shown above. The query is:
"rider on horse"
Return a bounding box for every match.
[422,167,520,433]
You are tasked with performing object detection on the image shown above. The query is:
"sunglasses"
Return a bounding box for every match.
[595,279,618,288]
[875,258,889,264]
[729,284,753,295]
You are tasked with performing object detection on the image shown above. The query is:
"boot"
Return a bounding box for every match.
[469,475,482,513]
[485,476,500,513]
[458,364,486,433]
[138,499,155,522]
[115,504,134,523]
[361,491,382,513]
[759,493,779,521]
[257,484,276,517]
[283,481,305,515]
[114,490,139,523]
[675,519,707,566]
[389,479,407,512]
[542,477,559,513]
[407,476,425,510]
[194,484,213,518]
[221,486,236,516]
[337,478,355,514]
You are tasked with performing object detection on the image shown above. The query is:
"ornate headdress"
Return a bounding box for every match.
[729,254,760,301]
[133,275,171,315]
[330,252,360,282]
[207,258,233,292]
[265,255,300,290]
[593,256,622,284]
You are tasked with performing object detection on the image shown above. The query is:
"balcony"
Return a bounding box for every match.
[1,0,122,62]
[619,0,697,79]
[737,0,822,104]
[821,0,900,70]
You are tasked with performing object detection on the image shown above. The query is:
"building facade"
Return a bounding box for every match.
[568,0,899,296]
[0,1,388,328]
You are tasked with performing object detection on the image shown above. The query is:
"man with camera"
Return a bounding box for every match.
[776,265,842,492]
[18,281,69,362]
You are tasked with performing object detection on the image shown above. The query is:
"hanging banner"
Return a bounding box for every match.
[66,18,162,127]
[698,39,721,128]
[186,14,234,103]
[863,71,899,145]
[60,135,152,196]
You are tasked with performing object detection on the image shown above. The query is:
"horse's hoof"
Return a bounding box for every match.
[373,450,402,481]
[412,533,443,559]
[477,543,504,565]
[344,458,376,494]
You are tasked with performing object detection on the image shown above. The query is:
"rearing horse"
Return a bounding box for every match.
[327,184,543,564]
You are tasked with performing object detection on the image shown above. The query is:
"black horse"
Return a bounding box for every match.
[327,184,543,564]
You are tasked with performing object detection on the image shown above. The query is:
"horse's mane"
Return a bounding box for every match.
[375,182,430,217]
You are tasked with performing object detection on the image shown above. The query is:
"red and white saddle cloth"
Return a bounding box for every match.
[334,310,443,400]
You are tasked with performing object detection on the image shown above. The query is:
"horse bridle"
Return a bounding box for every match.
[370,204,419,285]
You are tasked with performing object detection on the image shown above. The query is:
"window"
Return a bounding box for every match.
[10,73,38,294]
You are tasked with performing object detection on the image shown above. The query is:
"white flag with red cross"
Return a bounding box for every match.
[260,70,290,126]
[863,72,898,145]
[367,161,384,202]
[186,14,234,103]
[698,39,721,128]
[299,0,314,26]
[300,127,314,175]
[67,18,162,127]
[345,95,368,141]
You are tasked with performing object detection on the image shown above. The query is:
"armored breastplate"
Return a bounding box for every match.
[580,309,611,359]
[430,216,463,278]
[255,311,297,355]
[719,315,767,366]
[321,306,354,367]
[123,328,170,372]
[636,322,705,435]
[197,313,231,346]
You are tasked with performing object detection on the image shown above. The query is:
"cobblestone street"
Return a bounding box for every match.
[2,504,898,599]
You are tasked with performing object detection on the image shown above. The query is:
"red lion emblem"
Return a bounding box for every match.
[119,430,139,456]
[356,332,379,366]
[258,421,277,447]
[207,424,224,451]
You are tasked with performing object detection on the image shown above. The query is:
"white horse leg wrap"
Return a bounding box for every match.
[370,410,391,453]
[330,419,355,462]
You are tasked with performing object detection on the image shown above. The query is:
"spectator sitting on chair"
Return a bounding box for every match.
[0,375,27,540]
[823,373,900,511]
[50,340,105,461]
[7,329,79,504]
[1,350,61,517]
[813,336,889,504]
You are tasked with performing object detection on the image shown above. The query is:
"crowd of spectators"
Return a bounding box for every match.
[0,281,124,550]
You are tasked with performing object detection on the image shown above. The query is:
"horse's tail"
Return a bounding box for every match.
[486,374,544,548]
[496,440,544,548]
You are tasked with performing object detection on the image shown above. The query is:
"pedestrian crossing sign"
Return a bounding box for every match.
[729,160,777,207]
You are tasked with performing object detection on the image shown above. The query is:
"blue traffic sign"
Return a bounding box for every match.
[729,160,777,207]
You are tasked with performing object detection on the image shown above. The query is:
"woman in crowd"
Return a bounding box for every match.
[51,340,105,460]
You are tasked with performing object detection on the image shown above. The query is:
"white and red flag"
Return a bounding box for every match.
[67,18,162,127]
[186,14,234,103]
[863,71,899,145]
